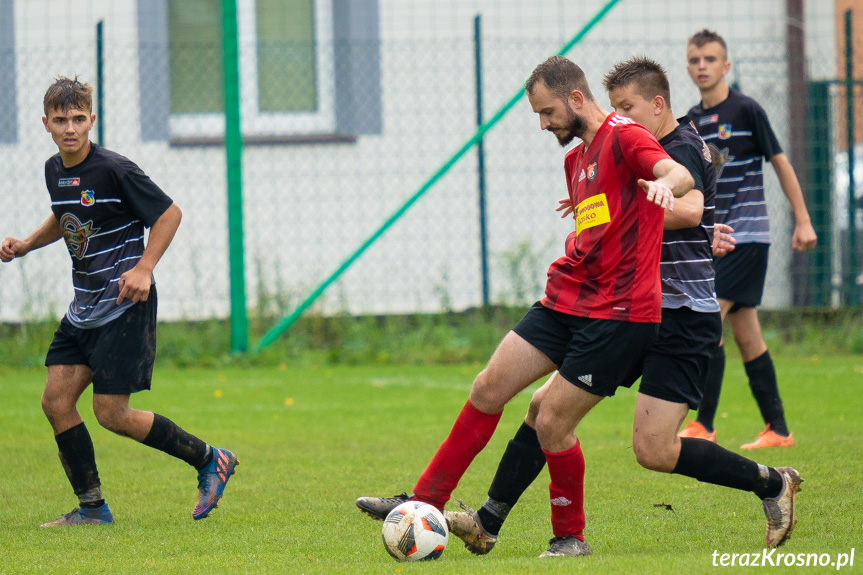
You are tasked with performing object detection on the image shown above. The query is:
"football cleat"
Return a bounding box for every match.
[539,535,593,558]
[193,447,239,520]
[40,503,114,527]
[741,425,794,449]
[356,492,411,520]
[763,466,803,547]
[445,500,498,555]
[677,419,716,442]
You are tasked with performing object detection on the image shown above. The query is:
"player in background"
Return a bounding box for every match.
[442,57,802,557]
[678,29,817,449]
[357,55,694,558]
[0,77,238,526]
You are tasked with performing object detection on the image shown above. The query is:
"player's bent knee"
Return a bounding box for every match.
[633,449,664,472]
[525,394,542,427]
[93,404,127,433]
[468,370,508,413]
[40,391,73,418]
[534,411,568,450]
[40,394,56,417]
[632,437,676,473]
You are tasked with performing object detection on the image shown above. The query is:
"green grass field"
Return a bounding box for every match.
[0,354,860,574]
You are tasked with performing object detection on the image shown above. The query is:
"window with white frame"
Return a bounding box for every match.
[138,0,381,143]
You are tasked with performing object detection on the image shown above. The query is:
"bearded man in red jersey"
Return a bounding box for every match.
[356,55,693,558]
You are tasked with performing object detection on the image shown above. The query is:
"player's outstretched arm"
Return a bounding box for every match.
[0,214,62,262]
[117,202,182,304]
[770,153,817,252]
[652,158,695,199]
[638,159,695,211]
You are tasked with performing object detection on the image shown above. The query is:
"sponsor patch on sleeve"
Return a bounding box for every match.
[575,193,610,236]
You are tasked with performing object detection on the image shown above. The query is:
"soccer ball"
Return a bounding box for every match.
[381,501,448,561]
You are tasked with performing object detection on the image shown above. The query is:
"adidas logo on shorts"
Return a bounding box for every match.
[577,374,593,387]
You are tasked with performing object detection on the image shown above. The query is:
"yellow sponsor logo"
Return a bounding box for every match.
[575,193,610,236]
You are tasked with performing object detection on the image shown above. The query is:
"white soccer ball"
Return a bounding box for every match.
[381,501,448,562]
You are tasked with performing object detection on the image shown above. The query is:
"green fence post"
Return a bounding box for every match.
[845,9,858,305]
[95,20,104,146]
[806,80,832,306]
[474,14,489,308]
[222,0,247,352]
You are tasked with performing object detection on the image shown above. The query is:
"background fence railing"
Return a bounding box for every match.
[0,0,860,352]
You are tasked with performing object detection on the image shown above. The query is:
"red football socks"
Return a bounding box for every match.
[412,400,502,509]
[543,440,586,540]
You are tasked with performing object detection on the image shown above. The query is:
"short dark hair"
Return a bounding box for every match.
[43,76,93,116]
[602,56,671,109]
[688,28,728,59]
[525,55,595,102]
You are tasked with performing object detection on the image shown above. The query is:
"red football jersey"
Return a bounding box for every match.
[540,114,671,323]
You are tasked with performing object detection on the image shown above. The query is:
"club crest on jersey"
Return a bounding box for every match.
[81,190,95,206]
[58,177,80,187]
[718,124,732,140]
[575,193,611,236]
[587,162,597,181]
[60,213,100,260]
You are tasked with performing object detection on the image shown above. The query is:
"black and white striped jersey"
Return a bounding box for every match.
[46,143,173,328]
[687,89,782,246]
[658,118,719,313]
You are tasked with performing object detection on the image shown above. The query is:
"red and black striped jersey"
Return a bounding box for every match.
[540,114,671,323]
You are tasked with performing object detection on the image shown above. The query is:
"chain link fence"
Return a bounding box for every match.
[0,0,859,338]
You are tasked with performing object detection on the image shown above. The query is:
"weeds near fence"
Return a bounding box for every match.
[497,239,547,306]
[2,307,862,371]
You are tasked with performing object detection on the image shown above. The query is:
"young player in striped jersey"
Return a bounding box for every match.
[0,77,237,526]
[441,57,802,558]
[679,29,817,449]
[356,56,694,557]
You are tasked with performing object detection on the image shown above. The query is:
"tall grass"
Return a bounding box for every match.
[2,307,862,369]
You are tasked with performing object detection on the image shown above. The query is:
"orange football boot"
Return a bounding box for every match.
[741,425,794,449]
[677,419,716,442]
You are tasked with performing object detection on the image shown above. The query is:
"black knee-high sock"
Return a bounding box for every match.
[696,345,725,432]
[673,438,783,499]
[745,351,789,436]
[55,422,104,507]
[478,422,546,535]
[142,414,212,469]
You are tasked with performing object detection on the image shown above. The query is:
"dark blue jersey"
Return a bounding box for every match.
[688,89,782,245]
[46,143,173,328]
[658,118,719,312]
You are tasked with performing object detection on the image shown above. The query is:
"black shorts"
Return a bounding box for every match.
[512,302,659,397]
[45,287,158,395]
[639,307,721,410]
[713,243,769,312]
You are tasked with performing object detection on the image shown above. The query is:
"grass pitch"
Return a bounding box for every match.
[0,354,860,574]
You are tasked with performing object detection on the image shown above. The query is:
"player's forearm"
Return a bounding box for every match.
[23,215,63,253]
[136,202,182,274]
[663,190,704,230]
[666,164,695,198]
[771,154,812,225]
[653,160,694,198]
